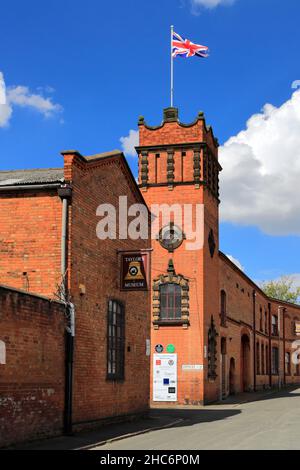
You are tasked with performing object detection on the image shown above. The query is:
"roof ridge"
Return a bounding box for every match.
[0,167,63,173]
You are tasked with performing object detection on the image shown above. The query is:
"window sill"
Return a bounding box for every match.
[153,319,190,327]
[106,375,125,382]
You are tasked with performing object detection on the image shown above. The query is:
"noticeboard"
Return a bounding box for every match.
[153,353,177,402]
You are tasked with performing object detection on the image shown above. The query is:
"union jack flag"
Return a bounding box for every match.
[172,31,209,58]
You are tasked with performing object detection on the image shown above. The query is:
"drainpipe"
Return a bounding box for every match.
[64,302,75,435]
[58,185,74,435]
[268,303,272,388]
[253,290,257,392]
[61,197,68,296]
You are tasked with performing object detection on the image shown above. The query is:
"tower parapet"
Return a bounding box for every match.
[137,107,221,199]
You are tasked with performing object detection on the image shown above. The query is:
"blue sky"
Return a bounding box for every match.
[0,0,300,284]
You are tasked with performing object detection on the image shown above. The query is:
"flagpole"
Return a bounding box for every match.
[170,25,174,107]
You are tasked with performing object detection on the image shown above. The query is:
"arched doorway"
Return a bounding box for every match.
[229,358,235,395]
[241,334,251,392]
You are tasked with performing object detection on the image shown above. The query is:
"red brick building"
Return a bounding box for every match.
[1,106,299,448]
[0,150,150,446]
[137,107,300,405]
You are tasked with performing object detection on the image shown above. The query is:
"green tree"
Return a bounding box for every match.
[260,276,300,305]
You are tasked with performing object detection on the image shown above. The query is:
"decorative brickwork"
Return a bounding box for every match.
[152,260,189,329]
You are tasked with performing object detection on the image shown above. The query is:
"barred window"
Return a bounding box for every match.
[160,283,181,320]
[107,300,125,381]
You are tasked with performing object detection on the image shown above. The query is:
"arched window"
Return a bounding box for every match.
[160,283,181,320]
[152,261,189,326]
[272,315,278,336]
[220,290,227,326]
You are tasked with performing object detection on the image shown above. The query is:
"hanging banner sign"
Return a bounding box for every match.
[153,353,177,402]
[295,321,300,336]
[120,251,150,291]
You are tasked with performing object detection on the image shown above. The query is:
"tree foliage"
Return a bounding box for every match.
[260,276,300,305]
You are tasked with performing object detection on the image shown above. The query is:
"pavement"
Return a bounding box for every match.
[13,385,300,450]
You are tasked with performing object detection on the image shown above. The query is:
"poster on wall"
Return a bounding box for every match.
[153,353,177,402]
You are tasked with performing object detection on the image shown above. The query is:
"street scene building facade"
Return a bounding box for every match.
[0,106,300,447]
[137,107,300,405]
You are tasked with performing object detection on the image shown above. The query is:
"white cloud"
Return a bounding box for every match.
[219,90,300,236]
[120,129,139,157]
[226,254,244,271]
[191,0,236,11]
[0,72,63,128]
[7,86,62,117]
[0,72,6,105]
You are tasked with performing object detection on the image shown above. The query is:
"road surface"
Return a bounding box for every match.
[95,387,300,450]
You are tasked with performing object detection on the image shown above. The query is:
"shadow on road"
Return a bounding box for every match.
[13,386,300,450]
[14,408,240,450]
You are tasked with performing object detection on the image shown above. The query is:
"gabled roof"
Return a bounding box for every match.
[61,148,147,207]
[0,168,64,187]
[85,149,122,161]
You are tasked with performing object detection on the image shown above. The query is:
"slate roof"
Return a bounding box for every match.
[0,168,64,186]
[85,149,122,162]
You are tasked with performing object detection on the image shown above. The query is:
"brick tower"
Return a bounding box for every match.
[137,107,222,405]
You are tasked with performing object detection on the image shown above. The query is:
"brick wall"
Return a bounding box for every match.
[139,111,221,405]
[62,152,151,426]
[0,285,65,448]
[219,254,300,396]
[0,190,62,297]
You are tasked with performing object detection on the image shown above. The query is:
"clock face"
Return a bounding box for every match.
[158,224,184,252]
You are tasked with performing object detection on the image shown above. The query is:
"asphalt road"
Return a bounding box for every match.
[95,387,300,450]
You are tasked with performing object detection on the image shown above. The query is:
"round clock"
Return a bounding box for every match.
[158,223,184,252]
